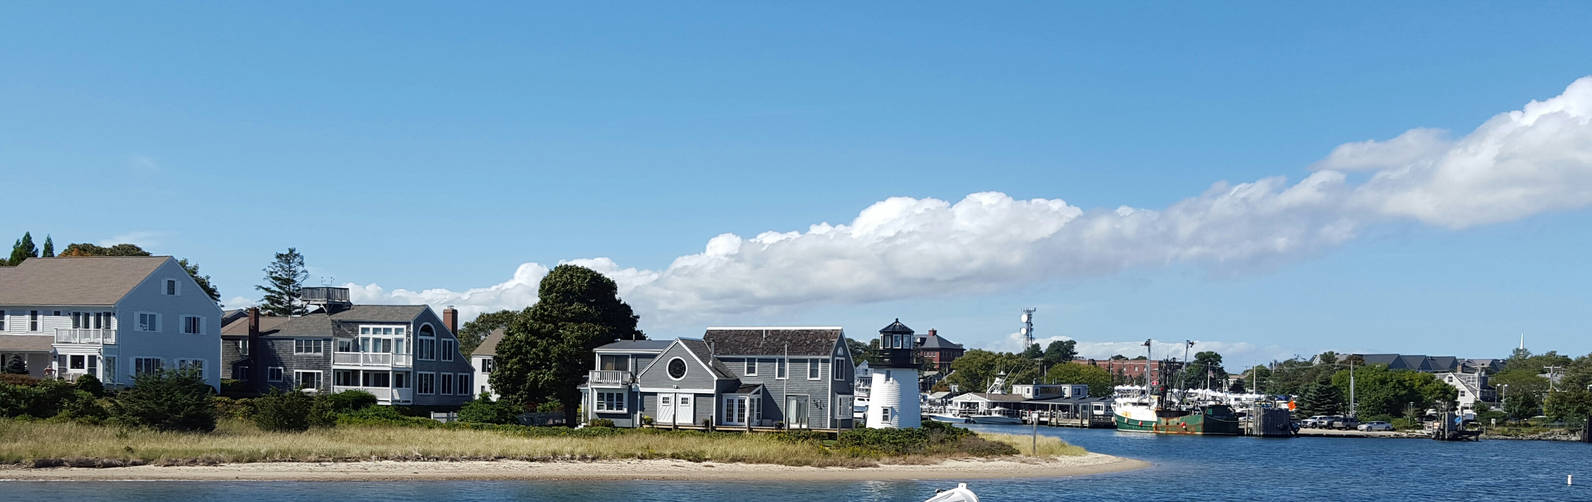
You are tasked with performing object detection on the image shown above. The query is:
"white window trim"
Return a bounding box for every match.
[835,395,852,419]
[807,359,820,380]
[165,279,180,296]
[182,315,204,335]
[594,390,628,413]
[776,358,788,380]
[136,312,161,333]
[744,358,757,376]
[419,371,436,394]
[134,357,163,376]
[666,357,688,381]
[294,338,325,355]
[294,370,323,391]
[267,366,285,382]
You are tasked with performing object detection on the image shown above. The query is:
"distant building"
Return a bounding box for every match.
[469,328,506,399]
[1352,353,1500,411]
[913,328,965,373]
[0,256,221,389]
[1073,358,1185,388]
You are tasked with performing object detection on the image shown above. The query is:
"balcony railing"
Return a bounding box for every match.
[332,385,414,404]
[54,328,117,345]
[333,352,413,367]
[587,370,634,386]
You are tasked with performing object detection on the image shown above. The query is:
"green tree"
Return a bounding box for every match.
[112,369,217,432]
[1504,392,1540,421]
[1043,363,1114,397]
[54,242,216,301]
[256,248,309,316]
[490,265,643,425]
[1300,381,1344,416]
[252,389,330,431]
[1315,351,1339,366]
[1021,344,1043,360]
[40,235,53,257]
[845,337,881,365]
[1228,378,1246,393]
[1181,351,1228,390]
[1042,340,1077,366]
[944,349,1031,393]
[457,309,519,356]
[458,394,522,424]
[1543,388,1592,426]
[1331,365,1456,418]
[8,231,38,266]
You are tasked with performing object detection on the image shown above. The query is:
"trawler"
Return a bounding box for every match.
[1112,340,1241,435]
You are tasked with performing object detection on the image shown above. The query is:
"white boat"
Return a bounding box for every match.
[925,483,980,502]
[967,412,1021,425]
[928,413,971,424]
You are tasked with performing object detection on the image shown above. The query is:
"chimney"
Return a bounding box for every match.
[443,306,458,334]
[247,307,260,337]
[928,329,936,338]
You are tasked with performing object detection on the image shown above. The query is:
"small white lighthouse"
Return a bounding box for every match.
[866,319,922,429]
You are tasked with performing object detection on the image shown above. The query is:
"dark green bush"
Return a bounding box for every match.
[58,390,109,423]
[0,379,77,418]
[219,379,252,397]
[112,369,216,432]
[0,373,39,386]
[251,389,333,431]
[458,395,521,425]
[588,418,616,428]
[772,429,831,444]
[75,374,105,397]
[837,427,930,455]
[3,354,27,374]
[338,405,440,428]
[321,390,379,414]
[214,396,255,420]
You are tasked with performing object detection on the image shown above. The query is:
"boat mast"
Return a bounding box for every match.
[1142,339,1153,401]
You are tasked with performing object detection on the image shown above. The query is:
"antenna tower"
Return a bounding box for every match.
[1020,308,1036,349]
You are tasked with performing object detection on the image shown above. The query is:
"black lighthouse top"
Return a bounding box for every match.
[878,318,916,368]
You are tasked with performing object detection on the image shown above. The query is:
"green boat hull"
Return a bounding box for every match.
[1114,406,1241,435]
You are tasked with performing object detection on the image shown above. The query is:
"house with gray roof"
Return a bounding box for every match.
[580,326,856,430]
[0,256,221,389]
[220,287,473,407]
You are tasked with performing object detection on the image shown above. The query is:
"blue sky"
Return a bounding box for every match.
[4,3,1591,368]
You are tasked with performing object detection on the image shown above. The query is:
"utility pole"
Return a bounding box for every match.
[1348,358,1357,419]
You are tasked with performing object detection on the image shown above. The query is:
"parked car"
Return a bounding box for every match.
[1301,415,1329,428]
[1357,421,1393,431]
[1327,416,1359,430]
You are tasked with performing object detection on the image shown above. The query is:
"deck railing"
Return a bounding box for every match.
[54,328,117,344]
[587,370,633,386]
[332,352,413,367]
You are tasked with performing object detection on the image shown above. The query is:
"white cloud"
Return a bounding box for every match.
[223,296,256,309]
[97,231,165,249]
[346,76,1592,345]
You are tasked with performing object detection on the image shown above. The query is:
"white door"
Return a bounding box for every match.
[676,394,694,425]
[659,394,675,424]
[786,395,809,429]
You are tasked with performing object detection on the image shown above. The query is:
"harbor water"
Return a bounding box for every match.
[4,424,1588,501]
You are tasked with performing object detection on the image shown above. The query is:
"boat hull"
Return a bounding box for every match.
[928,414,971,424]
[968,415,1022,425]
[1114,407,1240,435]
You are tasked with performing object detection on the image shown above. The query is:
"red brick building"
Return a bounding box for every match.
[1074,358,1185,387]
[914,328,965,373]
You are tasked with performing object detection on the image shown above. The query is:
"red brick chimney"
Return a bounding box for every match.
[928,328,937,338]
[247,307,260,337]
[443,306,458,334]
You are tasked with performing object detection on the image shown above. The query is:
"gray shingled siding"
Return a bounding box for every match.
[219,335,255,384]
[255,338,333,393]
[409,309,473,407]
[636,343,720,391]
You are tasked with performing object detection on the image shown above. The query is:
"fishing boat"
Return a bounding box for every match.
[1112,339,1240,435]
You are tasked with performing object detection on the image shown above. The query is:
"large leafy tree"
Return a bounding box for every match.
[1543,388,1592,426]
[1042,339,1077,367]
[1330,364,1456,418]
[53,242,219,302]
[490,265,643,425]
[1043,362,1113,397]
[257,248,309,316]
[457,309,519,356]
[7,232,38,266]
[1180,351,1228,390]
[944,349,1033,393]
[845,337,881,365]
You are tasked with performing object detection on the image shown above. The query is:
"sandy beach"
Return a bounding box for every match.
[0,453,1146,482]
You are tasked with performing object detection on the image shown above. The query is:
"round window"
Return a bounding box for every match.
[667,358,688,379]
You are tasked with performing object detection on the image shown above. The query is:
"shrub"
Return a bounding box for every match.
[338,405,440,428]
[251,389,330,432]
[219,379,252,397]
[321,390,379,414]
[0,379,78,418]
[0,373,39,386]
[112,369,217,432]
[837,427,930,455]
[75,374,105,397]
[214,397,256,420]
[58,390,109,424]
[459,395,520,425]
[588,418,616,428]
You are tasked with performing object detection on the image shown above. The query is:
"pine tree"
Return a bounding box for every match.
[41,235,54,257]
[1301,382,1345,416]
[256,248,309,316]
[8,232,38,266]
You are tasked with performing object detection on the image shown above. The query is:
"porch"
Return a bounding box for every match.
[54,328,117,345]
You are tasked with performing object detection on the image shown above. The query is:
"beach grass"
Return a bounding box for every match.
[983,433,1089,457]
[0,419,1085,468]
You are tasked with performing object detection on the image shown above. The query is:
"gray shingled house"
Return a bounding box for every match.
[580,327,856,430]
[221,287,473,407]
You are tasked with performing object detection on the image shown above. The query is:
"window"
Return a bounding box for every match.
[667,358,687,380]
[836,396,852,419]
[481,358,495,373]
[834,358,844,380]
[103,357,116,384]
[137,312,160,332]
[294,339,324,355]
[776,358,788,379]
[394,372,410,389]
[595,391,626,413]
[417,372,435,394]
[334,370,358,386]
[744,358,757,376]
[417,338,436,360]
[134,357,163,375]
[182,316,202,335]
[441,373,454,395]
[165,279,178,296]
[295,371,323,391]
[235,340,249,356]
[807,359,820,380]
[235,365,251,381]
[70,355,86,369]
[175,359,203,377]
[441,339,455,361]
[362,371,391,387]
[457,373,469,395]
[0,310,5,331]
[30,310,39,331]
[268,366,284,382]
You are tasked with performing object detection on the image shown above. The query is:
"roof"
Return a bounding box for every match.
[0,334,53,352]
[218,305,429,338]
[1024,396,1112,405]
[916,332,964,350]
[950,392,1027,403]
[0,256,171,306]
[472,328,507,357]
[594,339,672,353]
[702,327,843,357]
[679,338,737,379]
[878,318,914,335]
[220,314,292,337]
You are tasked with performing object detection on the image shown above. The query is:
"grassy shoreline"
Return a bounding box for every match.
[0,419,1085,468]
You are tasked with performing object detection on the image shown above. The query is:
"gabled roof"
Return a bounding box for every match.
[702,327,844,357]
[594,339,672,353]
[218,305,430,338]
[878,319,914,335]
[680,338,737,379]
[472,328,507,357]
[220,314,292,337]
[0,256,171,306]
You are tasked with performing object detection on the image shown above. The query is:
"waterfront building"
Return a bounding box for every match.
[579,326,857,430]
[469,328,505,399]
[220,287,473,407]
[0,256,221,389]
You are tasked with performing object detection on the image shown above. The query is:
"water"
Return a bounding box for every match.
[4,425,1588,501]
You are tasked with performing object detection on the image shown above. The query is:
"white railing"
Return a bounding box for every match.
[332,386,414,404]
[588,370,633,386]
[333,352,412,367]
[54,328,116,344]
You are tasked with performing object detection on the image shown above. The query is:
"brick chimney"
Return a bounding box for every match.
[247,307,260,337]
[443,306,458,334]
[928,328,937,338]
